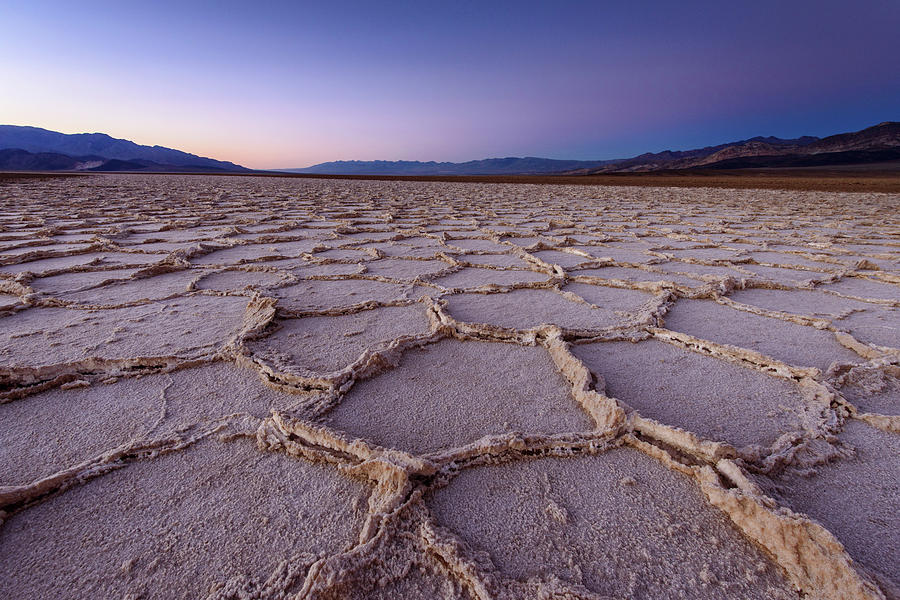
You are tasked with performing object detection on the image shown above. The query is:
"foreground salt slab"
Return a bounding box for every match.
[572,338,806,449]
[822,277,900,301]
[531,249,597,269]
[662,299,862,371]
[729,288,900,350]
[0,362,300,485]
[728,288,874,318]
[834,307,900,350]
[29,268,143,295]
[363,258,450,279]
[456,253,531,268]
[741,264,828,286]
[0,296,248,367]
[427,448,796,599]
[0,251,164,275]
[446,288,640,331]
[431,266,549,289]
[562,281,654,309]
[312,509,475,600]
[833,364,900,415]
[576,265,705,287]
[754,420,900,597]
[60,269,201,304]
[325,339,592,454]
[0,438,370,600]
[276,279,412,312]
[247,304,431,375]
[191,240,321,265]
[657,261,746,280]
[193,268,289,291]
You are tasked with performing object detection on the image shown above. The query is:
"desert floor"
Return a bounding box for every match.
[0,174,897,599]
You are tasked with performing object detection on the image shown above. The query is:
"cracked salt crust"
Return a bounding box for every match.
[427,448,797,599]
[446,288,640,331]
[0,362,297,485]
[0,438,370,600]
[833,364,900,416]
[247,305,432,376]
[572,338,808,450]
[0,174,897,599]
[430,267,550,289]
[325,338,593,455]
[754,419,900,597]
[663,298,864,371]
[276,279,412,313]
[0,296,248,367]
[363,258,451,279]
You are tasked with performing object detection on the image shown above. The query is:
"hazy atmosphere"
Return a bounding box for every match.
[2,0,899,168]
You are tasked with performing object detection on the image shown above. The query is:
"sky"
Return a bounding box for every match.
[2,0,899,169]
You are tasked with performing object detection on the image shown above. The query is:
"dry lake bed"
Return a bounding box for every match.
[0,174,898,599]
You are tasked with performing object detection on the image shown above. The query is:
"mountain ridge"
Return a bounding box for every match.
[582,122,899,173]
[1,122,896,175]
[281,156,622,176]
[283,123,898,175]
[0,125,248,172]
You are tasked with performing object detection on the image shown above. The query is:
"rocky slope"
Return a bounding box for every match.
[587,122,900,172]
[0,126,248,172]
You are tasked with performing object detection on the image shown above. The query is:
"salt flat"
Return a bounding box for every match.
[0,174,898,599]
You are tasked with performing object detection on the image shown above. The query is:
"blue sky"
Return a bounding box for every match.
[1,0,898,168]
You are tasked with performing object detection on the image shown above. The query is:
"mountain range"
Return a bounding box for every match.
[581,121,900,173]
[0,126,248,172]
[285,122,900,175]
[284,157,622,176]
[1,121,898,175]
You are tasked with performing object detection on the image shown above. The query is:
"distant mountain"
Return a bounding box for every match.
[5,122,895,176]
[804,121,900,153]
[578,136,820,173]
[584,122,899,173]
[281,156,620,176]
[0,148,105,171]
[701,148,900,170]
[0,125,248,172]
[282,136,823,175]
[284,122,897,175]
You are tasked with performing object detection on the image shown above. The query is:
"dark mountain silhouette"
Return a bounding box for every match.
[0,149,105,171]
[283,156,621,176]
[0,125,248,172]
[86,158,247,172]
[0,148,247,173]
[2,122,896,175]
[285,122,897,175]
[583,122,899,173]
[578,136,819,173]
[282,136,823,175]
[702,148,900,170]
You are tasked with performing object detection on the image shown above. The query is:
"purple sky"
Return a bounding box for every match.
[2,1,898,169]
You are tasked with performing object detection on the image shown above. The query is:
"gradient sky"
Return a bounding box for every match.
[2,1,899,169]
